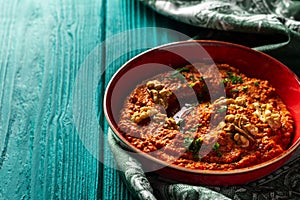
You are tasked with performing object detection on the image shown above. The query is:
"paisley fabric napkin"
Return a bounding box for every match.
[108,1,300,199]
[140,0,300,75]
[139,0,300,40]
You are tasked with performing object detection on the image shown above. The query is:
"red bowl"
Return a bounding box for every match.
[104,40,300,186]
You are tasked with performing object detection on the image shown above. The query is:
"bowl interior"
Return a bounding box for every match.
[104,40,300,173]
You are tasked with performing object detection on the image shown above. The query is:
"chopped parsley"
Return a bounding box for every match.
[221,78,230,84]
[189,75,196,82]
[183,137,194,149]
[227,72,243,84]
[254,81,259,86]
[212,142,222,157]
[183,136,204,156]
[242,86,248,91]
[195,137,203,143]
[190,137,203,153]
[188,82,196,88]
[212,142,220,151]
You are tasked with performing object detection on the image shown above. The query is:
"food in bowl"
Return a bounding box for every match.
[118,63,294,170]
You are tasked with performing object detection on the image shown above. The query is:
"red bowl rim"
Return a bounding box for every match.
[104,40,300,175]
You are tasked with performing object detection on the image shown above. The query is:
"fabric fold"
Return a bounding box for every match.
[108,128,300,200]
[139,0,300,33]
[140,0,300,55]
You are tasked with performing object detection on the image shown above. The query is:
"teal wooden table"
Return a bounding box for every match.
[0,1,197,199]
[0,1,299,200]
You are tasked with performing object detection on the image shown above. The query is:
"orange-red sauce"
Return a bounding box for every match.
[118,63,294,170]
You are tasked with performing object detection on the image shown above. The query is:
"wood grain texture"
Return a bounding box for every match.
[0,0,203,199]
[0,0,189,199]
[0,0,102,199]
[3,0,300,200]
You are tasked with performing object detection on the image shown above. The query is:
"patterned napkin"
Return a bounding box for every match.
[140,0,300,75]
[139,0,300,40]
[108,1,300,199]
[108,129,300,200]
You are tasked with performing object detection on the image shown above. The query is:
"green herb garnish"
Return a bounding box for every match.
[189,75,196,82]
[222,78,230,84]
[189,82,196,88]
[195,137,203,143]
[190,137,203,153]
[183,135,204,155]
[242,86,248,91]
[183,137,194,149]
[254,81,259,86]
[227,72,243,84]
[213,142,220,151]
[212,142,222,157]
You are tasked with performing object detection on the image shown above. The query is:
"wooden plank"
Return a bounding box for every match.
[102,0,162,199]
[0,0,103,199]
[0,0,209,199]
[101,0,201,199]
